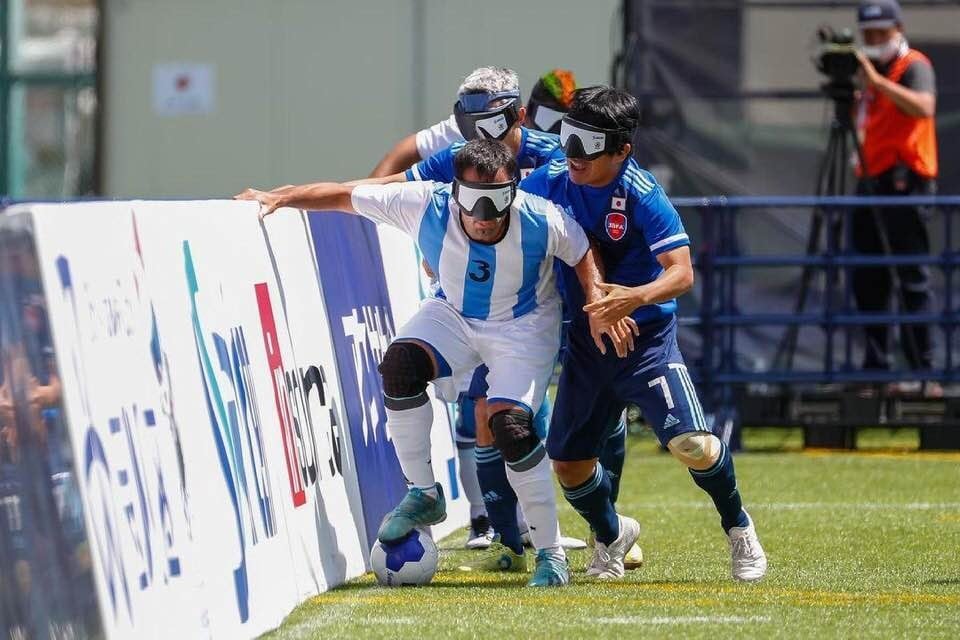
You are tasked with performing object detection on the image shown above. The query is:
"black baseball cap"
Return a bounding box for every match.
[857,0,903,29]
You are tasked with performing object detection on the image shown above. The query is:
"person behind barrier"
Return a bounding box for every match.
[521,86,768,581]
[237,139,639,587]
[851,0,939,389]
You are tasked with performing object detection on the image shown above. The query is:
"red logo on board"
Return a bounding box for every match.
[605,212,627,241]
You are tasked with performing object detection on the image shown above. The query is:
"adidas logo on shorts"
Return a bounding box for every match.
[663,414,681,429]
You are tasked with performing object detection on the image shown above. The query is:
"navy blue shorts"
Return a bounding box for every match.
[547,315,708,461]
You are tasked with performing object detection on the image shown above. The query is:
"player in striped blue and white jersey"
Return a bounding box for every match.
[356,67,581,558]
[238,139,637,587]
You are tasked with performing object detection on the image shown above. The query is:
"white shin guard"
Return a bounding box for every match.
[385,399,435,489]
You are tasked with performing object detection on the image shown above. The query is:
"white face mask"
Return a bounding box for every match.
[861,34,905,65]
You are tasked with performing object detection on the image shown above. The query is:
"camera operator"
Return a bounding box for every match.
[851,0,939,390]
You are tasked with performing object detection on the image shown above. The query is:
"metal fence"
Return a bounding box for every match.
[676,195,960,438]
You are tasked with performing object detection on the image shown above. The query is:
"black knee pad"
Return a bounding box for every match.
[378,342,433,409]
[489,408,543,469]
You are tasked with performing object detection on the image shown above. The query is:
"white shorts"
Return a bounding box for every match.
[431,369,473,403]
[394,297,561,414]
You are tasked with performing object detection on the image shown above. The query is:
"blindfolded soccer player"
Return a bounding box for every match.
[521,87,768,581]
[351,67,640,568]
[237,139,637,587]
[369,68,580,179]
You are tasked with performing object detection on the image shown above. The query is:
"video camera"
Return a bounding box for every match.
[813,26,860,98]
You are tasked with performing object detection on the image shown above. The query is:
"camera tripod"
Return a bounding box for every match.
[773,82,860,371]
[773,80,926,377]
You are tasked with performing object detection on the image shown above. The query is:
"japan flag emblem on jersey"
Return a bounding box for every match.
[606,212,627,241]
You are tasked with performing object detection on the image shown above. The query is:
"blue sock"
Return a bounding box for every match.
[475,446,523,554]
[688,441,749,533]
[599,419,627,506]
[562,463,619,545]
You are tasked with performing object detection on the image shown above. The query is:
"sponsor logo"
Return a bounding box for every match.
[255,283,343,507]
[663,413,681,430]
[184,241,346,620]
[310,214,408,545]
[340,304,392,446]
[606,212,628,241]
[184,242,278,623]
[56,253,185,626]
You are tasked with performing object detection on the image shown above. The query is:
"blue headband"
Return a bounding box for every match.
[458,90,521,113]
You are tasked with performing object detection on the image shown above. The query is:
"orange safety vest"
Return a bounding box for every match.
[858,49,938,179]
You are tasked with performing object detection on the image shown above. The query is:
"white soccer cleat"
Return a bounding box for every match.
[464,515,494,550]
[728,511,767,582]
[585,515,641,580]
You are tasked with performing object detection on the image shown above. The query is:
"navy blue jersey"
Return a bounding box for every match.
[520,158,689,327]
[406,127,565,183]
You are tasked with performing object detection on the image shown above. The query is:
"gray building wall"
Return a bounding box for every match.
[102,0,619,197]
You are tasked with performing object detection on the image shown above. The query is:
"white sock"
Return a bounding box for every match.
[385,398,435,490]
[516,503,528,534]
[456,443,486,519]
[505,452,563,557]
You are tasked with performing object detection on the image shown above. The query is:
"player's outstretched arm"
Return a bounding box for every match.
[344,172,409,187]
[234,183,356,219]
[369,134,421,178]
[584,246,695,326]
[573,244,640,358]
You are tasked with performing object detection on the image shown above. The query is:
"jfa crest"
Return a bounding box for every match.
[605,212,627,241]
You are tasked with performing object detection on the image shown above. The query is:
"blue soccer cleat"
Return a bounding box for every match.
[377,484,447,543]
[527,550,570,587]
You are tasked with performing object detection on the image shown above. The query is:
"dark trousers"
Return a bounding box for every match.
[851,167,936,370]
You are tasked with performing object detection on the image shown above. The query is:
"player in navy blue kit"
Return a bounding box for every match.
[521,87,768,581]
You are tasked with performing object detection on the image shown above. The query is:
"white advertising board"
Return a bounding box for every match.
[19,200,468,639]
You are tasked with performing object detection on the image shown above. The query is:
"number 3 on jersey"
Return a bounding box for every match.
[469,259,491,283]
[646,363,708,430]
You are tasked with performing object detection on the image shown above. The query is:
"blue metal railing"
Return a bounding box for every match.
[675,195,960,413]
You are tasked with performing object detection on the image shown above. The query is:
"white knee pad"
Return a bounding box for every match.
[667,432,722,471]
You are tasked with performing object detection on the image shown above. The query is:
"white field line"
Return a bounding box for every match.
[632,502,960,510]
[588,615,772,625]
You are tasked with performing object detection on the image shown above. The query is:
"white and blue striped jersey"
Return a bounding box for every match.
[351,181,589,322]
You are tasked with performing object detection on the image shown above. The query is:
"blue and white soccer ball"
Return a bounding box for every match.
[370,528,439,587]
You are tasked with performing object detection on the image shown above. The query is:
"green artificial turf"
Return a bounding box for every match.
[263,432,960,639]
